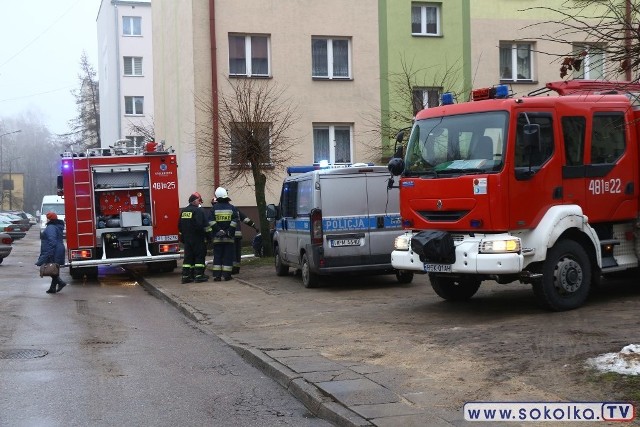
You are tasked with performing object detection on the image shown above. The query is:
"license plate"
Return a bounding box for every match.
[424,263,452,273]
[155,234,179,242]
[330,238,362,247]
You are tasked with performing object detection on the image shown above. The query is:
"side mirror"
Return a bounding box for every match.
[521,123,541,151]
[56,175,64,197]
[387,157,405,177]
[266,204,279,221]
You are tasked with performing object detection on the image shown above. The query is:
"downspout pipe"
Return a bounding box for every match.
[209,0,220,188]
[625,0,632,81]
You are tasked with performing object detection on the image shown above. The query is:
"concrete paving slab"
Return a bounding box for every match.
[316,378,400,406]
[303,370,364,383]
[350,401,425,419]
[277,355,347,373]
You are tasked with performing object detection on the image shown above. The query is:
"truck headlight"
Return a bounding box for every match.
[394,234,411,251]
[479,239,520,254]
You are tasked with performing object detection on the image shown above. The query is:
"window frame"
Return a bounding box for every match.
[499,42,535,83]
[311,37,352,80]
[411,3,441,37]
[122,16,142,36]
[312,124,353,164]
[124,96,144,115]
[228,34,271,78]
[572,43,605,80]
[123,56,143,76]
[412,86,442,115]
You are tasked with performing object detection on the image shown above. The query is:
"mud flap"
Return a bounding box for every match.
[410,230,456,264]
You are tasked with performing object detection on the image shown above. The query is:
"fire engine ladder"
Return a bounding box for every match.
[71,157,96,247]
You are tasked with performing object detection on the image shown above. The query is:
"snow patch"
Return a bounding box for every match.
[586,344,640,375]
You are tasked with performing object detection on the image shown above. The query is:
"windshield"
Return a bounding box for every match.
[42,204,66,215]
[404,111,508,176]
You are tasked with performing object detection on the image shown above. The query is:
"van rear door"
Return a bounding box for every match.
[320,174,370,261]
[365,171,401,265]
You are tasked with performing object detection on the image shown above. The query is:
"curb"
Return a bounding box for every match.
[139,278,372,427]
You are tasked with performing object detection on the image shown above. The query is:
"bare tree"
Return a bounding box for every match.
[196,78,300,256]
[127,118,156,143]
[524,1,640,80]
[362,54,462,163]
[64,51,100,149]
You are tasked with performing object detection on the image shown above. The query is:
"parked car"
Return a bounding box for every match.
[26,213,37,226]
[0,231,13,263]
[0,219,27,241]
[2,210,31,229]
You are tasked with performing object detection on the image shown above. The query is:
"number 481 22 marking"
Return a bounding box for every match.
[588,178,621,195]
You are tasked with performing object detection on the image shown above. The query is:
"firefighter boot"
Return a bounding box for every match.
[181,267,194,284]
[194,267,209,282]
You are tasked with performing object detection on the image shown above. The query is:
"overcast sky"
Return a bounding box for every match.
[0,0,101,135]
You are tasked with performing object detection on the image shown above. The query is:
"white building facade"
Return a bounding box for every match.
[97,0,153,148]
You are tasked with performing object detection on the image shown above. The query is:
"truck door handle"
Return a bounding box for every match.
[376,216,384,228]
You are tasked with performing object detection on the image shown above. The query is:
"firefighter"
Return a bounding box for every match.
[208,187,238,281]
[178,192,210,283]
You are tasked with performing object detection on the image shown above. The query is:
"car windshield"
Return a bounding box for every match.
[404,111,508,176]
[42,204,65,215]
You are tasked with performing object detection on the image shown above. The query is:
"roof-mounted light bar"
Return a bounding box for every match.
[471,84,510,101]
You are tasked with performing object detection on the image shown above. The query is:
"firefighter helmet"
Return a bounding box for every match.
[214,187,228,199]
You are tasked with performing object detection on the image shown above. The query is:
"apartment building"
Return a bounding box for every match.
[97,0,153,149]
[152,1,380,209]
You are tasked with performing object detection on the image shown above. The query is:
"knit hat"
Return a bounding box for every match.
[188,194,199,204]
[46,211,57,221]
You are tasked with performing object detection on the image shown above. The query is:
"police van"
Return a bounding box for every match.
[267,163,413,287]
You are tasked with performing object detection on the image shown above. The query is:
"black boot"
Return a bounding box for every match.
[232,266,240,274]
[194,267,209,282]
[46,284,57,294]
[181,267,194,284]
[57,280,67,292]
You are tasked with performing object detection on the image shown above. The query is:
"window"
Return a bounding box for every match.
[572,44,605,80]
[561,117,586,166]
[122,16,141,36]
[590,113,625,164]
[125,136,145,149]
[313,125,352,164]
[312,38,351,79]
[124,96,144,115]
[500,43,533,82]
[514,113,554,169]
[412,87,442,115]
[228,34,270,77]
[230,122,271,165]
[411,3,441,36]
[123,57,143,76]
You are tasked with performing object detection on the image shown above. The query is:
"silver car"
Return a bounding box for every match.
[0,231,13,263]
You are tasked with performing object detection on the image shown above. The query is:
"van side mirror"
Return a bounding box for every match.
[266,204,279,220]
[56,175,64,197]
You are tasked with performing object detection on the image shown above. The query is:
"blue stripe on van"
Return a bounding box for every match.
[275,216,401,233]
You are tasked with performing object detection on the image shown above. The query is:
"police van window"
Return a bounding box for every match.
[561,116,586,166]
[296,179,313,217]
[515,112,554,168]
[281,181,298,217]
[590,112,625,164]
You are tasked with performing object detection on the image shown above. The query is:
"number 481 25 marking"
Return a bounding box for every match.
[589,178,621,195]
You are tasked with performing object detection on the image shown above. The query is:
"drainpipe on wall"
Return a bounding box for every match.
[209,0,220,188]
[625,0,632,81]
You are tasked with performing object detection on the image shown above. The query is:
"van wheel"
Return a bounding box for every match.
[532,239,591,311]
[301,253,319,288]
[395,270,413,284]
[429,274,480,301]
[274,245,289,276]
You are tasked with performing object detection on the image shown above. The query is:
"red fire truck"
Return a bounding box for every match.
[57,141,181,280]
[388,80,640,311]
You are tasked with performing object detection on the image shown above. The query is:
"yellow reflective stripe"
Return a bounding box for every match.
[181,212,193,218]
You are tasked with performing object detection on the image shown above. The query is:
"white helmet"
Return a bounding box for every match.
[214,187,228,199]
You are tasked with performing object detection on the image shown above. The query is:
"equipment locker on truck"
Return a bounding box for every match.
[58,140,181,279]
[388,80,640,311]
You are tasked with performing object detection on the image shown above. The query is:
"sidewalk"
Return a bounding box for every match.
[137,260,459,427]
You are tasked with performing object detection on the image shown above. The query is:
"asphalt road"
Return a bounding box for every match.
[0,227,332,427]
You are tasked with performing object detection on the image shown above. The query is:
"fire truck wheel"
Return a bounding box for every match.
[533,239,591,311]
[395,270,414,284]
[301,253,319,288]
[274,244,289,276]
[429,274,480,301]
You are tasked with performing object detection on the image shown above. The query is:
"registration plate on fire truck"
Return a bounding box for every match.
[155,235,179,242]
[424,263,452,273]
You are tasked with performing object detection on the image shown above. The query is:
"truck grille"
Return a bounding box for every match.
[417,210,469,222]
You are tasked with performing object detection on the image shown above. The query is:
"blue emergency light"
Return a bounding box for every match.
[441,92,455,105]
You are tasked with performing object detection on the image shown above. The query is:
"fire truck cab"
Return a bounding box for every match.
[389,80,640,310]
[58,141,181,279]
